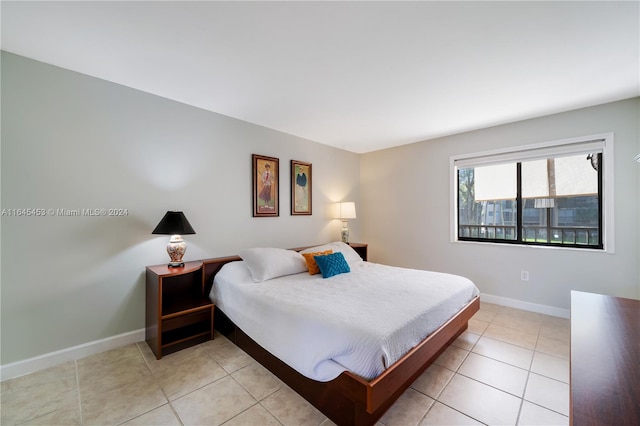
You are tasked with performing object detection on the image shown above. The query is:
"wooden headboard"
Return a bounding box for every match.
[202,255,241,296]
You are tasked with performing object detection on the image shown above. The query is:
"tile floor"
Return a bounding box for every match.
[1,303,570,425]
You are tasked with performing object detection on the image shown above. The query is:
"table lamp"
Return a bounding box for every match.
[336,202,356,244]
[152,211,196,267]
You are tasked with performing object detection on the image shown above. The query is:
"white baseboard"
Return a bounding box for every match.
[1,328,145,381]
[480,293,570,319]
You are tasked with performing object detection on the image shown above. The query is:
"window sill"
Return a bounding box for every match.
[451,238,612,254]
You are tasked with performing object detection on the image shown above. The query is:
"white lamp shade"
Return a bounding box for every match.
[336,202,356,219]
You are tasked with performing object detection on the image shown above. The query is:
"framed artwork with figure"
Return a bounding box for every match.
[253,154,279,217]
[291,160,312,215]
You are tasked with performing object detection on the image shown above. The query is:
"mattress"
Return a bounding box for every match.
[210,260,479,382]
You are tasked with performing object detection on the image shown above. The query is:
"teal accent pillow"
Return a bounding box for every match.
[314,252,351,278]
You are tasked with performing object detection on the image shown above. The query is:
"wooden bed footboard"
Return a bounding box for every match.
[203,256,480,426]
[364,295,479,414]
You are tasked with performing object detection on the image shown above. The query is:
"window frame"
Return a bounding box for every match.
[450,133,615,252]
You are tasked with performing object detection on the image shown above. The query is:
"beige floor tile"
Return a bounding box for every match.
[524,373,569,416]
[78,352,152,399]
[121,404,181,426]
[471,309,498,323]
[530,352,569,383]
[539,321,570,343]
[536,335,570,359]
[172,375,256,426]
[0,361,78,425]
[458,352,528,397]
[81,374,167,425]
[137,340,160,365]
[434,345,469,371]
[379,388,434,426]
[452,331,480,351]
[201,337,255,373]
[541,315,570,328]
[472,336,534,370]
[518,401,569,426]
[411,363,454,399]
[18,401,81,426]
[142,345,203,373]
[261,386,326,426]
[223,404,282,426]
[232,361,283,400]
[483,323,539,350]
[420,402,483,425]
[467,318,490,335]
[81,343,142,366]
[491,313,542,336]
[499,307,546,322]
[152,347,228,401]
[438,374,522,425]
[479,302,503,311]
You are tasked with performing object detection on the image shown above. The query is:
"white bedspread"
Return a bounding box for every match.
[210,260,479,382]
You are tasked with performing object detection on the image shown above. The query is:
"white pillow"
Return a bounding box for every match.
[238,247,308,282]
[300,241,363,264]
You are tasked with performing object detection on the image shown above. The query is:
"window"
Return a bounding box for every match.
[452,134,613,250]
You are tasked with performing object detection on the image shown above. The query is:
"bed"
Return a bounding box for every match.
[203,242,480,425]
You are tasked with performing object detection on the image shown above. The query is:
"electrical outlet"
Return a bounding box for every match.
[521,270,530,281]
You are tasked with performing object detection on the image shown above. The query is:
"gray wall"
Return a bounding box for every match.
[1,52,360,364]
[361,98,640,310]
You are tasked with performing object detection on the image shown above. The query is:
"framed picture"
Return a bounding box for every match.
[291,160,312,215]
[253,154,279,217]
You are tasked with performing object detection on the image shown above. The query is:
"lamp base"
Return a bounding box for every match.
[341,225,349,244]
[166,235,187,267]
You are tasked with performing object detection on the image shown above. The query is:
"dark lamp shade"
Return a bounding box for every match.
[152,211,196,235]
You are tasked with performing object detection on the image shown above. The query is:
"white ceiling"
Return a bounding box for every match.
[2,1,639,153]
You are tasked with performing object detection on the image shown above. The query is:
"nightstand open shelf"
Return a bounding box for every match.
[161,312,212,351]
[146,261,214,359]
[348,242,368,261]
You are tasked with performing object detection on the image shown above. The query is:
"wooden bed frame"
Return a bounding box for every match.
[202,254,480,426]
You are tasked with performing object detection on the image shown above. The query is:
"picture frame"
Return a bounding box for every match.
[291,160,312,215]
[252,154,279,217]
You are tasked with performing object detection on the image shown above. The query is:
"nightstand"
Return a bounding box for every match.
[145,261,214,359]
[348,243,368,261]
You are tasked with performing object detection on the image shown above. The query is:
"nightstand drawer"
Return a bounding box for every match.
[163,307,212,332]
